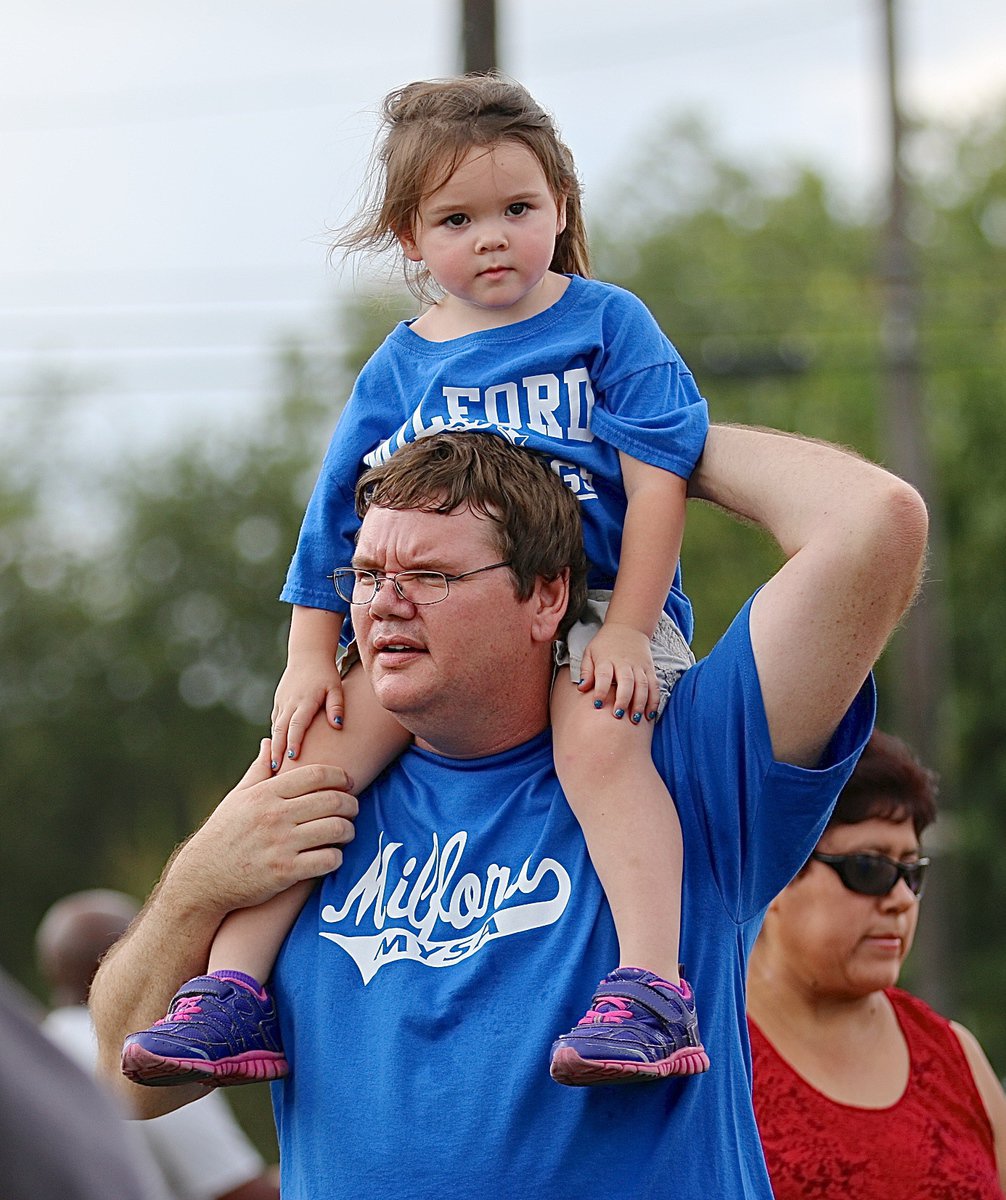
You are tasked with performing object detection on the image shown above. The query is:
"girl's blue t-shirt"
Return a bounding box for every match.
[281,275,709,641]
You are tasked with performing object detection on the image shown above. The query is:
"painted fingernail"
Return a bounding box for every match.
[631,713,642,724]
[287,748,296,759]
[334,716,343,727]
[271,760,279,771]
[648,710,658,721]
[593,699,603,709]
[614,708,625,719]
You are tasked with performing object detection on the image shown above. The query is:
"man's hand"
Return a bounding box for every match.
[172,739,359,916]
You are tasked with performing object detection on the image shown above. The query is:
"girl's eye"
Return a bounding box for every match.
[445,213,468,227]
[506,202,529,216]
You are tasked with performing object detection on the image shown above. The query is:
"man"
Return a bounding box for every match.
[92,427,928,1198]
[36,890,279,1200]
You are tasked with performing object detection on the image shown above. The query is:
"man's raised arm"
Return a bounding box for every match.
[688,425,928,768]
[90,742,357,1117]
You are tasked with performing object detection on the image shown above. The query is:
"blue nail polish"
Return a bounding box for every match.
[631,713,642,724]
[647,710,658,721]
[334,716,343,727]
[271,760,278,771]
[614,708,625,719]
[593,699,603,709]
[287,748,295,759]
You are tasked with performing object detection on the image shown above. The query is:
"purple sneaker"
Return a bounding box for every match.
[549,967,710,1086]
[121,972,288,1088]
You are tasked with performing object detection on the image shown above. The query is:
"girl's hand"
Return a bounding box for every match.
[577,622,660,724]
[270,659,345,767]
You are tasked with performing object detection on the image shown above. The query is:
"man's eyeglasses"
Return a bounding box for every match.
[810,851,930,898]
[329,561,512,606]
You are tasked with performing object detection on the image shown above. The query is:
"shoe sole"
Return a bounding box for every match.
[550,1044,710,1087]
[121,1042,289,1088]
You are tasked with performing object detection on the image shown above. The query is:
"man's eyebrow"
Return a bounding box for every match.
[349,554,456,573]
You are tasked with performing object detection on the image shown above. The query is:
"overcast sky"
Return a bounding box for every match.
[3,0,1004,457]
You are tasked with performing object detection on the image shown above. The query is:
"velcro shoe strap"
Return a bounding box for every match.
[591,979,685,1024]
[174,976,228,997]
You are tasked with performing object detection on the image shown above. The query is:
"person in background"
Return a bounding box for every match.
[36,890,279,1200]
[0,968,158,1200]
[747,729,1006,1199]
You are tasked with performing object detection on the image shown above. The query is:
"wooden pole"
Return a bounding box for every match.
[879,0,955,1013]
[460,0,498,74]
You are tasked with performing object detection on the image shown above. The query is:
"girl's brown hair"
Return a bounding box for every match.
[336,74,591,303]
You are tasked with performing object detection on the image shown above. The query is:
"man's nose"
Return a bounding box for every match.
[367,577,415,617]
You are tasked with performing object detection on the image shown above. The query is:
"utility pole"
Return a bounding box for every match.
[879,0,955,1012]
[460,0,498,74]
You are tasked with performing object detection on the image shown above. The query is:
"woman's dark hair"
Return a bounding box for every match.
[830,729,938,836]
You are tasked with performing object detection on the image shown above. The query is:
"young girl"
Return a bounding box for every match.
[122,75,710,1090]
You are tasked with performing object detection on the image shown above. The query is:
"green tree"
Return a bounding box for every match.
[0,345,336,983]
[917,106,1006,1049]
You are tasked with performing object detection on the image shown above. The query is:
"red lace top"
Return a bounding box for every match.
[750,988,1001,1199]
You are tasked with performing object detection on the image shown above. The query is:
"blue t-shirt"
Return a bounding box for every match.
[281,275,709,641]
[271,598,876,1199]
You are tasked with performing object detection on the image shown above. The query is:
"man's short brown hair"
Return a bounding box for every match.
[355,432,588,639]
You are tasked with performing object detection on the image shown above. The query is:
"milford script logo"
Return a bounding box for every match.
[319,831,571,984]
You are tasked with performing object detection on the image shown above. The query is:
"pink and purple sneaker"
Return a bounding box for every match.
[121,971,288,1088]
[549,967,710,1086]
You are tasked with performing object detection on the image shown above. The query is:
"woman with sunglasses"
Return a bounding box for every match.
[747,729,1006,1198]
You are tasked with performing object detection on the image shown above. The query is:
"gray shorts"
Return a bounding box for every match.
[335,638,360,677]
[553,590,694,717]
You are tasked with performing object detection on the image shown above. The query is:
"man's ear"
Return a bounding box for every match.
[396,227,423,263]
[530,568,569,644]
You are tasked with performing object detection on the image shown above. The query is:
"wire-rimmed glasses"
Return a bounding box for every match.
[329,561,512,606]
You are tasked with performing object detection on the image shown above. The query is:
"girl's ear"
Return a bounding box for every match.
[396,227,423,263]
[555,193,568,238]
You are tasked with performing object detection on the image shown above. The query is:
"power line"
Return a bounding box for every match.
[0,299,322,321]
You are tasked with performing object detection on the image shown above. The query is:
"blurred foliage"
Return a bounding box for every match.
[1,104,1004,1159]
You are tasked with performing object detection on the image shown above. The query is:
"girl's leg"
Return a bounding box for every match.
[550,668,683,982]
[209,660,412,981]
[121,662,410,1086]
[547,668,708,1085]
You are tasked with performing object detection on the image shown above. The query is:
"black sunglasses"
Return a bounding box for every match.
[810,851,930,898]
